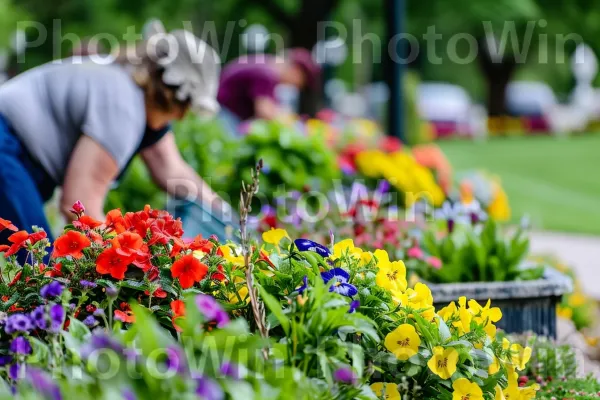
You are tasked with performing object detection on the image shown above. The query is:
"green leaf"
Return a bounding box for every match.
[257,284,290,335]
[437,316,452,342]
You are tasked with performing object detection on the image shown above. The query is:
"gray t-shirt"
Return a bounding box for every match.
[0,59,146,184]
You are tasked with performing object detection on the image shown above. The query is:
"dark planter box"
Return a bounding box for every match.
[428,267,572,338]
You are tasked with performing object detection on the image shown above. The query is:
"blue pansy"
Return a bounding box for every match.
[294,239,331,257]
[320,268,358,297]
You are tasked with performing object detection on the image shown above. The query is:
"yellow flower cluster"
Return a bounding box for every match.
[488,179,511,222]
[354,150,445,207]
[370,248,536,399]
[438,297,502,339]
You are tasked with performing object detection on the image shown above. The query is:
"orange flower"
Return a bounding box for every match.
[115,232,144,255]
[144,287,167,298]
[0,218,17,233]
[189,235,214,253]
[171,254,208,289]
[105,209,126,233]
[4,230,31,257]
[170,299,186,332]
[96,247,135,280]
[53,231,91,259]
[114,309,135,323]
[73,215,103,230]
[45,262,62,277]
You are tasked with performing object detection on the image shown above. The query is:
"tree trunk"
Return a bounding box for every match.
[477,37,517,116]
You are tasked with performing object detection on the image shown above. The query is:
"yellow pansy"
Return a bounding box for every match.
[494,385,506,400]
[452,378,483,400]
[489,356,500,374]
[360,251,374,266]
[395,283,435,320]
[370,382,400,400]
[332,239,363,260]
[438,301,457,322]
[376,260,407,293]
[218,245,245,266]
[427,346,458,379]
[373,249,391,267]
[509,344,532,371]
[228,276,249,304]
[502,338,511,350]
[262,228,289,245]
[519,384,539,400]
[568,293,587,307]
[384,324,421,361]
[557,305,573,320]
[469,299,502,323]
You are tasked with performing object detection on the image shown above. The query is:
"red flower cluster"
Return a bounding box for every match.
[1,229,47,257]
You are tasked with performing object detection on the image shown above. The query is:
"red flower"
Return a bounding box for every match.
[115,232,144,256]
[144,287,167,298]
[87,231,104,244]
[4,230,30,256]
[45,262,63,278]
[69,200,85,216]
[96,247,135,280]
[259,249,275,268]
[0,218,17,233]
[146,266,159,282]
[170,299,186,332]
[28,231,47,245]
[132,248,153,272]
[73,215,103,230]
[8,271,22,287]
[53,231,91,259]
[86,304,97,313]
[211,265,227,282]
[171,254,208,289]
[114,309,135,323]
[189,235,214,253]
[105,209,126,233]
[0,245,9,253]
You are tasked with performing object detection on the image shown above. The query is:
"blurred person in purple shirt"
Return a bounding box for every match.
[217,48,320,129]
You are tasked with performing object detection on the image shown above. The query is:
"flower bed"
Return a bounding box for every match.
[0,183,541,399]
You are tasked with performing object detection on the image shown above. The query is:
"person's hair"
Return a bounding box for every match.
[115,42,191,114]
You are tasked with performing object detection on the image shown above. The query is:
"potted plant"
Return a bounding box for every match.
[410,218,572,338]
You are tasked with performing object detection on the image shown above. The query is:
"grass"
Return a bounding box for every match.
[438,134,600,236]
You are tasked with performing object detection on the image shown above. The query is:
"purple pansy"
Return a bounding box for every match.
[165,346,187,375]
[219,362,240,379]
[348,300,360,314]
[320,268,358,297]
[10,337,32,355]
[296,276,309,294]
[195,376,224,400]
[27,367,62,400]
[83,316,97,328]
[195,295,230,328]
[80,280,97,289]
[4,314,33,334]
[0,355,13,366]
[294,239,331,257]
[9,363,20,380]
[48,304,64,333]
[40,281,63,299]
[333,366,357,385]
[31,306,47,330]
[93,308,105,317]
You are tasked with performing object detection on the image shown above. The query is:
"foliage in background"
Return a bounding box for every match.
[419,218,543,283]
[227,120,340,203]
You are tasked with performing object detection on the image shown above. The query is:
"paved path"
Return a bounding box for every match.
[529,231,600,299]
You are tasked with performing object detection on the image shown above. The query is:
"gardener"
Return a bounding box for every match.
[0,22,228,250]
[216,48,321,131]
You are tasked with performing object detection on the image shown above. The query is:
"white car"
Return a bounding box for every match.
[417,82,487,138]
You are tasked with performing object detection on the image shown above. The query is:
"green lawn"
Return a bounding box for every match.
[438,135,600,235]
